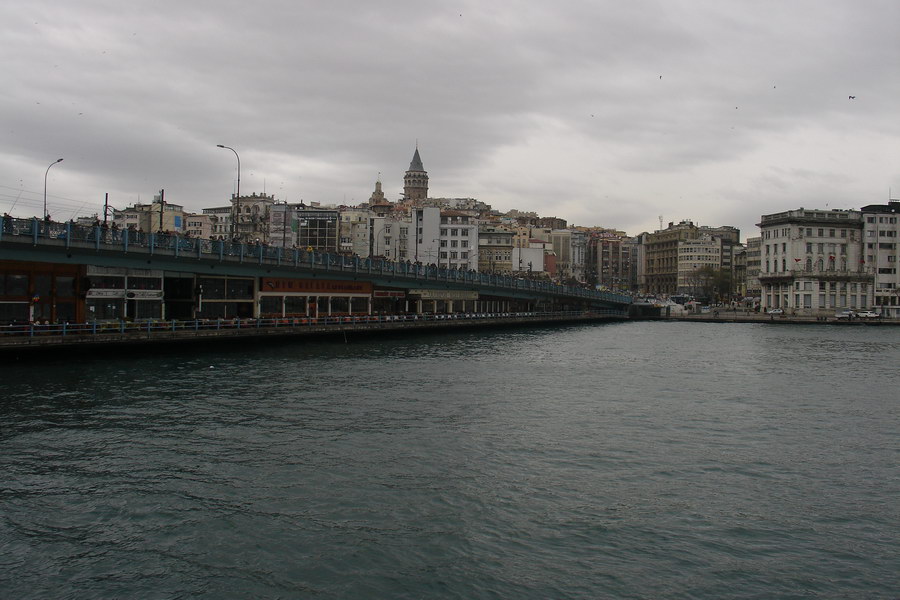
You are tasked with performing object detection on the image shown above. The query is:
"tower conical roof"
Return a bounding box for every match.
[408,147,425,172]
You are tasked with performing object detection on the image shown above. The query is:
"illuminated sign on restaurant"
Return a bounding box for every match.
[408,289,479,300]
[261,278,373,294]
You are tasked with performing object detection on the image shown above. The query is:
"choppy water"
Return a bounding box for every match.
[1,322,898,599]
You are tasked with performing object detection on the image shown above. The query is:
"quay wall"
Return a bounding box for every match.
[0,312,627,358]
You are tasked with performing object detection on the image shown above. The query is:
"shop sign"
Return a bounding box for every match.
[125,290,163,299]
[374,290,405,298]
[86,289,126,299]
[408,289,479,300]
[261,278,373,294]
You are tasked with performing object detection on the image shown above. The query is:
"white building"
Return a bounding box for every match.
[412,207,441,265]
[676,235,722,295]
[757,208,869,316]
[862,201,900,317]
[370,214,412,261]
[511,246,546,274]
[439,210,478,271]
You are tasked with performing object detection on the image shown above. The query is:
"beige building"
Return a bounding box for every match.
[550,230,587,283]
[113,193,186,234]
[183,213,212,239]
[478,225,514,273]
[643,220,740,296]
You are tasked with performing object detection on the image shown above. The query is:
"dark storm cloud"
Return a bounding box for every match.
[1,0,898,238]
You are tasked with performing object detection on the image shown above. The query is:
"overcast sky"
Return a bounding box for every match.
[2,0,898,241]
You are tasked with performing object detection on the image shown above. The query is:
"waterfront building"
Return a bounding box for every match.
[642,221,740,296]
[745,236,762,299]
[861,201,900,317]
[733,243,747,298]
[757,208,867,315]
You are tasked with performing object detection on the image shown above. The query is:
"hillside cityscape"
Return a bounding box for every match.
[6,146,899,319]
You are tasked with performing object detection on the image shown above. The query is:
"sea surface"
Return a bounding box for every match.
[1,322,898,599]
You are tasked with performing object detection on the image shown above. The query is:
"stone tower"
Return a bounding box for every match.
[403,146,428,201]
[368,174,388,206]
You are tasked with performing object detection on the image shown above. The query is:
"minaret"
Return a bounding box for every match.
[403,145,428,201]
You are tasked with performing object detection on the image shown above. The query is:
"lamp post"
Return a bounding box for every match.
[43,158,63,220]
[217,145,240,239]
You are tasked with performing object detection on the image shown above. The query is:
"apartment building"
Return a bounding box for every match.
[757,208,868,315]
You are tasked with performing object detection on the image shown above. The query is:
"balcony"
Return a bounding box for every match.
[758,267,873,283]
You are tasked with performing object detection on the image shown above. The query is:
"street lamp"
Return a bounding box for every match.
[43,158,63,219]
[217,144,240,238]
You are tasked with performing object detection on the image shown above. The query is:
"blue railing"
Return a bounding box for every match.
[0,310,626,340]
[0,216,634,305]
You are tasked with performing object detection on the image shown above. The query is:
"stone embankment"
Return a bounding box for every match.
[0,311,627,357]
[668,312,899,326]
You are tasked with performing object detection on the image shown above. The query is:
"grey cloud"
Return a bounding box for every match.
[1,0,898,241]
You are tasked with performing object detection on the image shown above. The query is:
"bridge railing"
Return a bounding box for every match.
[0,309,627,340]
[0,216,633,305]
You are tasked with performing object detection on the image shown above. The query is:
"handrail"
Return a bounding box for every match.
[0,310,627,340]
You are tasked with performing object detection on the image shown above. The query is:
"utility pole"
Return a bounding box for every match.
[103,193,109,226]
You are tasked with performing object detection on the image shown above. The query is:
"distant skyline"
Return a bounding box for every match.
[2,1,898,241]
